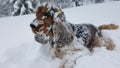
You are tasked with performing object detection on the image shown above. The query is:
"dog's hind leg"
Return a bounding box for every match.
[93,33,103,47]
[103,38,115,50]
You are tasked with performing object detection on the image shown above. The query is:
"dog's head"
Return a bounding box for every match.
[30,3,52,34]
[30,3,63,38]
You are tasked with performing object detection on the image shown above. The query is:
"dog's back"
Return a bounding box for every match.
[70,24,100,50]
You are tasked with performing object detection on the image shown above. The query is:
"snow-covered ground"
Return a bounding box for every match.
[0,1,120,68]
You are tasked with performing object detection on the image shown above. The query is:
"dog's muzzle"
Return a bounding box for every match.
[30,24,36,28]
[30,18,44,28]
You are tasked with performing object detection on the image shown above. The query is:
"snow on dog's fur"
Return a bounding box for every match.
[30,3,119,68]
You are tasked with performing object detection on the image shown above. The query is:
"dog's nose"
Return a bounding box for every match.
[30,24,36,28]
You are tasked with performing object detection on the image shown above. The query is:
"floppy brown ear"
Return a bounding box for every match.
[36,3,48,20]
[40,3,48,15]
[36,6,43,19]
[36,6,42,19]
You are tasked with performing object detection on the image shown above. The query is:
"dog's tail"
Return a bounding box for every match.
[98,24,119,31]
[97,24,118,51]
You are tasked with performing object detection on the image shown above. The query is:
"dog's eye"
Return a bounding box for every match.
[42,13,50,19]
[42,16,47,19]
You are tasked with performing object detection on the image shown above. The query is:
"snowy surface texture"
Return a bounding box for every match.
[0,1,120,68]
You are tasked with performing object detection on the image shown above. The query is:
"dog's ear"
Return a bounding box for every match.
[36,3,48,14]
[45,3,48,7]
[41,4,48,14]
[37,6,44,12]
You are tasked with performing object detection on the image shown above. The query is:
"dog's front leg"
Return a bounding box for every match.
[49,40,56,59]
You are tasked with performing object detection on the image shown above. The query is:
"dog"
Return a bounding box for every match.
[30,3,119,68]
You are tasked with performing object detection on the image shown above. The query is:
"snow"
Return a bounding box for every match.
[0,1,120,68]
[26,0,33,9]
[64,1,120,26]
[20,5,26,15]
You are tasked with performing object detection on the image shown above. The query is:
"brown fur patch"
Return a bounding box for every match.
[93,34,102,47]
[31,5,54,38]
[55,47,82,59]
[55,49,67,59]
[89,34,103,53]
[104,38,115,50]
[99,24,119,31]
